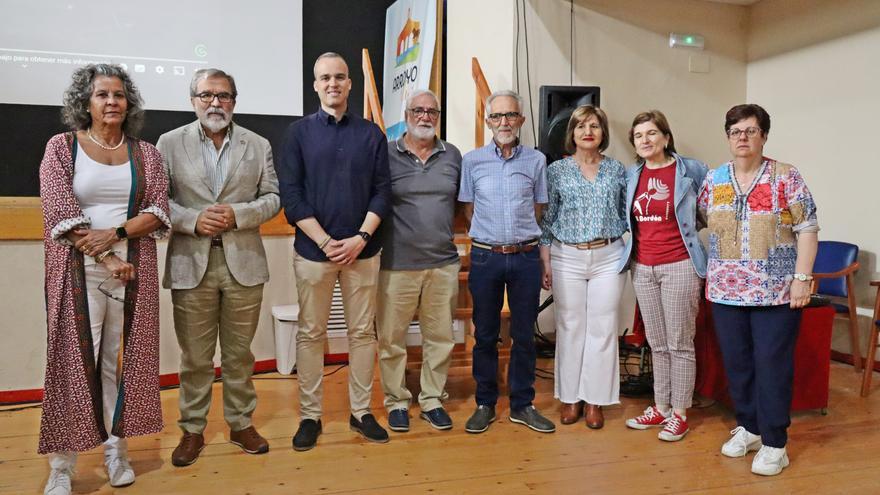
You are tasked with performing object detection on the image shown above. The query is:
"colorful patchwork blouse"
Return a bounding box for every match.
[697,158,819,306]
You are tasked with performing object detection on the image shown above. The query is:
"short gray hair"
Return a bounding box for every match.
[189,68,238,98]
[405,89,439,109]
[485,90,523,115]
[313,52,348,78]
[61,63,145,136]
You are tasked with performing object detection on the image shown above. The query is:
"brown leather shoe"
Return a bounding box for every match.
[585,404,604,429]
[560,401,584,425]
[230,426,269,454]
[171,432,205,467]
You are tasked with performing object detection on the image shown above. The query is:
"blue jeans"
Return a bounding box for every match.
[468,246,541,411]
[711,303,801,448]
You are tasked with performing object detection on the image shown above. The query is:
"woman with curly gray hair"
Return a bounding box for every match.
[39,64,170,495]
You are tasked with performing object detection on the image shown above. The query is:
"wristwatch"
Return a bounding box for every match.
[115,225,128,240]
[793,273,814,282]
[357,231,372,242]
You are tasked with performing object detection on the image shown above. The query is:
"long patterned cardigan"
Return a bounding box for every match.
[38,132,170,454]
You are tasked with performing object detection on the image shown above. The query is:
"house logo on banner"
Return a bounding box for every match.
[383,0,436,141]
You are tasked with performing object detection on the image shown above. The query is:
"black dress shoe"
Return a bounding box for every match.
[350,414,390,443]
[292,419,322,451]
[420,407,453,430]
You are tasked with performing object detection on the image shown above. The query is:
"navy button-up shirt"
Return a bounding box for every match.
[277,108,391,262]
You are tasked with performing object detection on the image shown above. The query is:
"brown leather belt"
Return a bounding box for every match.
[210,236,223,248]
[471,239,539,254]
[565,237,619,250]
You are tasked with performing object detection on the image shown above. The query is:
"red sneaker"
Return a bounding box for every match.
[658,413,689,441]
[625,406,668,430]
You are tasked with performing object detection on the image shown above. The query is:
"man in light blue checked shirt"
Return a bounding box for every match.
[458,90,555,434]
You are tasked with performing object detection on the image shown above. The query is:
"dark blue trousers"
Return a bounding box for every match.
[712,302,801,448]
[468,246,541,411]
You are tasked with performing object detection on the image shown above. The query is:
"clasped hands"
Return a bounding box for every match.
[196,204,236,237]
[72,229,135,281]
[322,235,366,265]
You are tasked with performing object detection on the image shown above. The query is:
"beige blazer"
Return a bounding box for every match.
[157,121,280,289]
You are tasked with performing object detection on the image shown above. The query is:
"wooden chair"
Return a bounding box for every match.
[860,281,880,396]
[811,240,862,371]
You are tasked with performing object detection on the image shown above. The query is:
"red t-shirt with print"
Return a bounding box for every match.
[631,163,689,265]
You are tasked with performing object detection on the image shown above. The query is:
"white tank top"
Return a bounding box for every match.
[73,148,131,264]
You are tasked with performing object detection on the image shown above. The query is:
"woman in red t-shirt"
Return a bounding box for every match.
[617,111,708,442]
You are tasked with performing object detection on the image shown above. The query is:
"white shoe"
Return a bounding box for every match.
[106,455,136,487]
[751,445,790,476]
[44,467,73,495]
[721,426,762,457]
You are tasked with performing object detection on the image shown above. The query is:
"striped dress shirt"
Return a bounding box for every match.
[198,123,233,198]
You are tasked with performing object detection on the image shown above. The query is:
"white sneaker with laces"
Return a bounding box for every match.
[721,426,762,457]
[44,467,73,495]
[106,455,136,487]
[751,445,790,476]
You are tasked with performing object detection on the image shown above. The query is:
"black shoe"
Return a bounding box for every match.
[292,419,322,451]
[420,407,453,430]
[509,406,556,433]
[465,405,496,434]
[387,408,410,432]
[350,414,390,443]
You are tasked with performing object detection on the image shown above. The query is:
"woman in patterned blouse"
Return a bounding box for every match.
[697,104,818,477]
[619,111,708,443]
[539,105,627,429]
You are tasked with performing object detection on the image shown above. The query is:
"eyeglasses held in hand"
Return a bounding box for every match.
[487,112,522,123]
[98,275,126,304]
[408,107,441,119]
[195,92,235,103]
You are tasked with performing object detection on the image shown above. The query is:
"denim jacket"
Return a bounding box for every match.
[617,152,708,277]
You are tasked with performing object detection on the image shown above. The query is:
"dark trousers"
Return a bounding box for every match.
[468,246,541,411]
[712,302,801,448]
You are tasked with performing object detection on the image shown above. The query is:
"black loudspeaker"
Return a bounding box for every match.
[537,85,601,164]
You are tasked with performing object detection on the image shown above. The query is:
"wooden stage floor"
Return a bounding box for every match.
[2,357,879,494]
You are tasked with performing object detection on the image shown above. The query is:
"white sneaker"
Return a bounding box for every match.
[106,455,136,487]
[44,467,73,495]
[721,426,762,457]
[751,445,790,476]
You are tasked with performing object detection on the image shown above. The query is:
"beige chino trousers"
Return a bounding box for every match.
[376,261,460,412]
[294,252,380,420]
[172,248,264,434]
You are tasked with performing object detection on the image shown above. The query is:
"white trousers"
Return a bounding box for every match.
[49,263,128,470]
[551,239,626,405]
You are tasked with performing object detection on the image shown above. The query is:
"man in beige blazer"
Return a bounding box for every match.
[157,68,280,467]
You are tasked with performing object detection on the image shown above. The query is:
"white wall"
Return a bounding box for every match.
[747,0,880,350]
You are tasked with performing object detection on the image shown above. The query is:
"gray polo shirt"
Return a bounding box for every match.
[379,135,462,270]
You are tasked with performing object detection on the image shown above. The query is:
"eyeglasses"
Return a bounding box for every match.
[726,127,762,139]
[487,112,522,123]
[98,275,125,303]
[194,92,235,103]
[408,107,441,119]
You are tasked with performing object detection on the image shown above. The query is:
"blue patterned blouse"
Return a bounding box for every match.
[540,156,628,245]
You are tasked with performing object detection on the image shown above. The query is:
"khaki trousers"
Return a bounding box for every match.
[376,261,459,412]
[171,248,264,434]
[294,252,380,420]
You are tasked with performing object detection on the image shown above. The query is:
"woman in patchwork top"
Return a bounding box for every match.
[697,103,818,477]
[539,105,628,429]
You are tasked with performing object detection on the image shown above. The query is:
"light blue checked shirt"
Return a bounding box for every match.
[197,122,233,198]
[458,142,548,245]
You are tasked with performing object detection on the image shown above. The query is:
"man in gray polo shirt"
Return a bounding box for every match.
[377,89,462,433]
